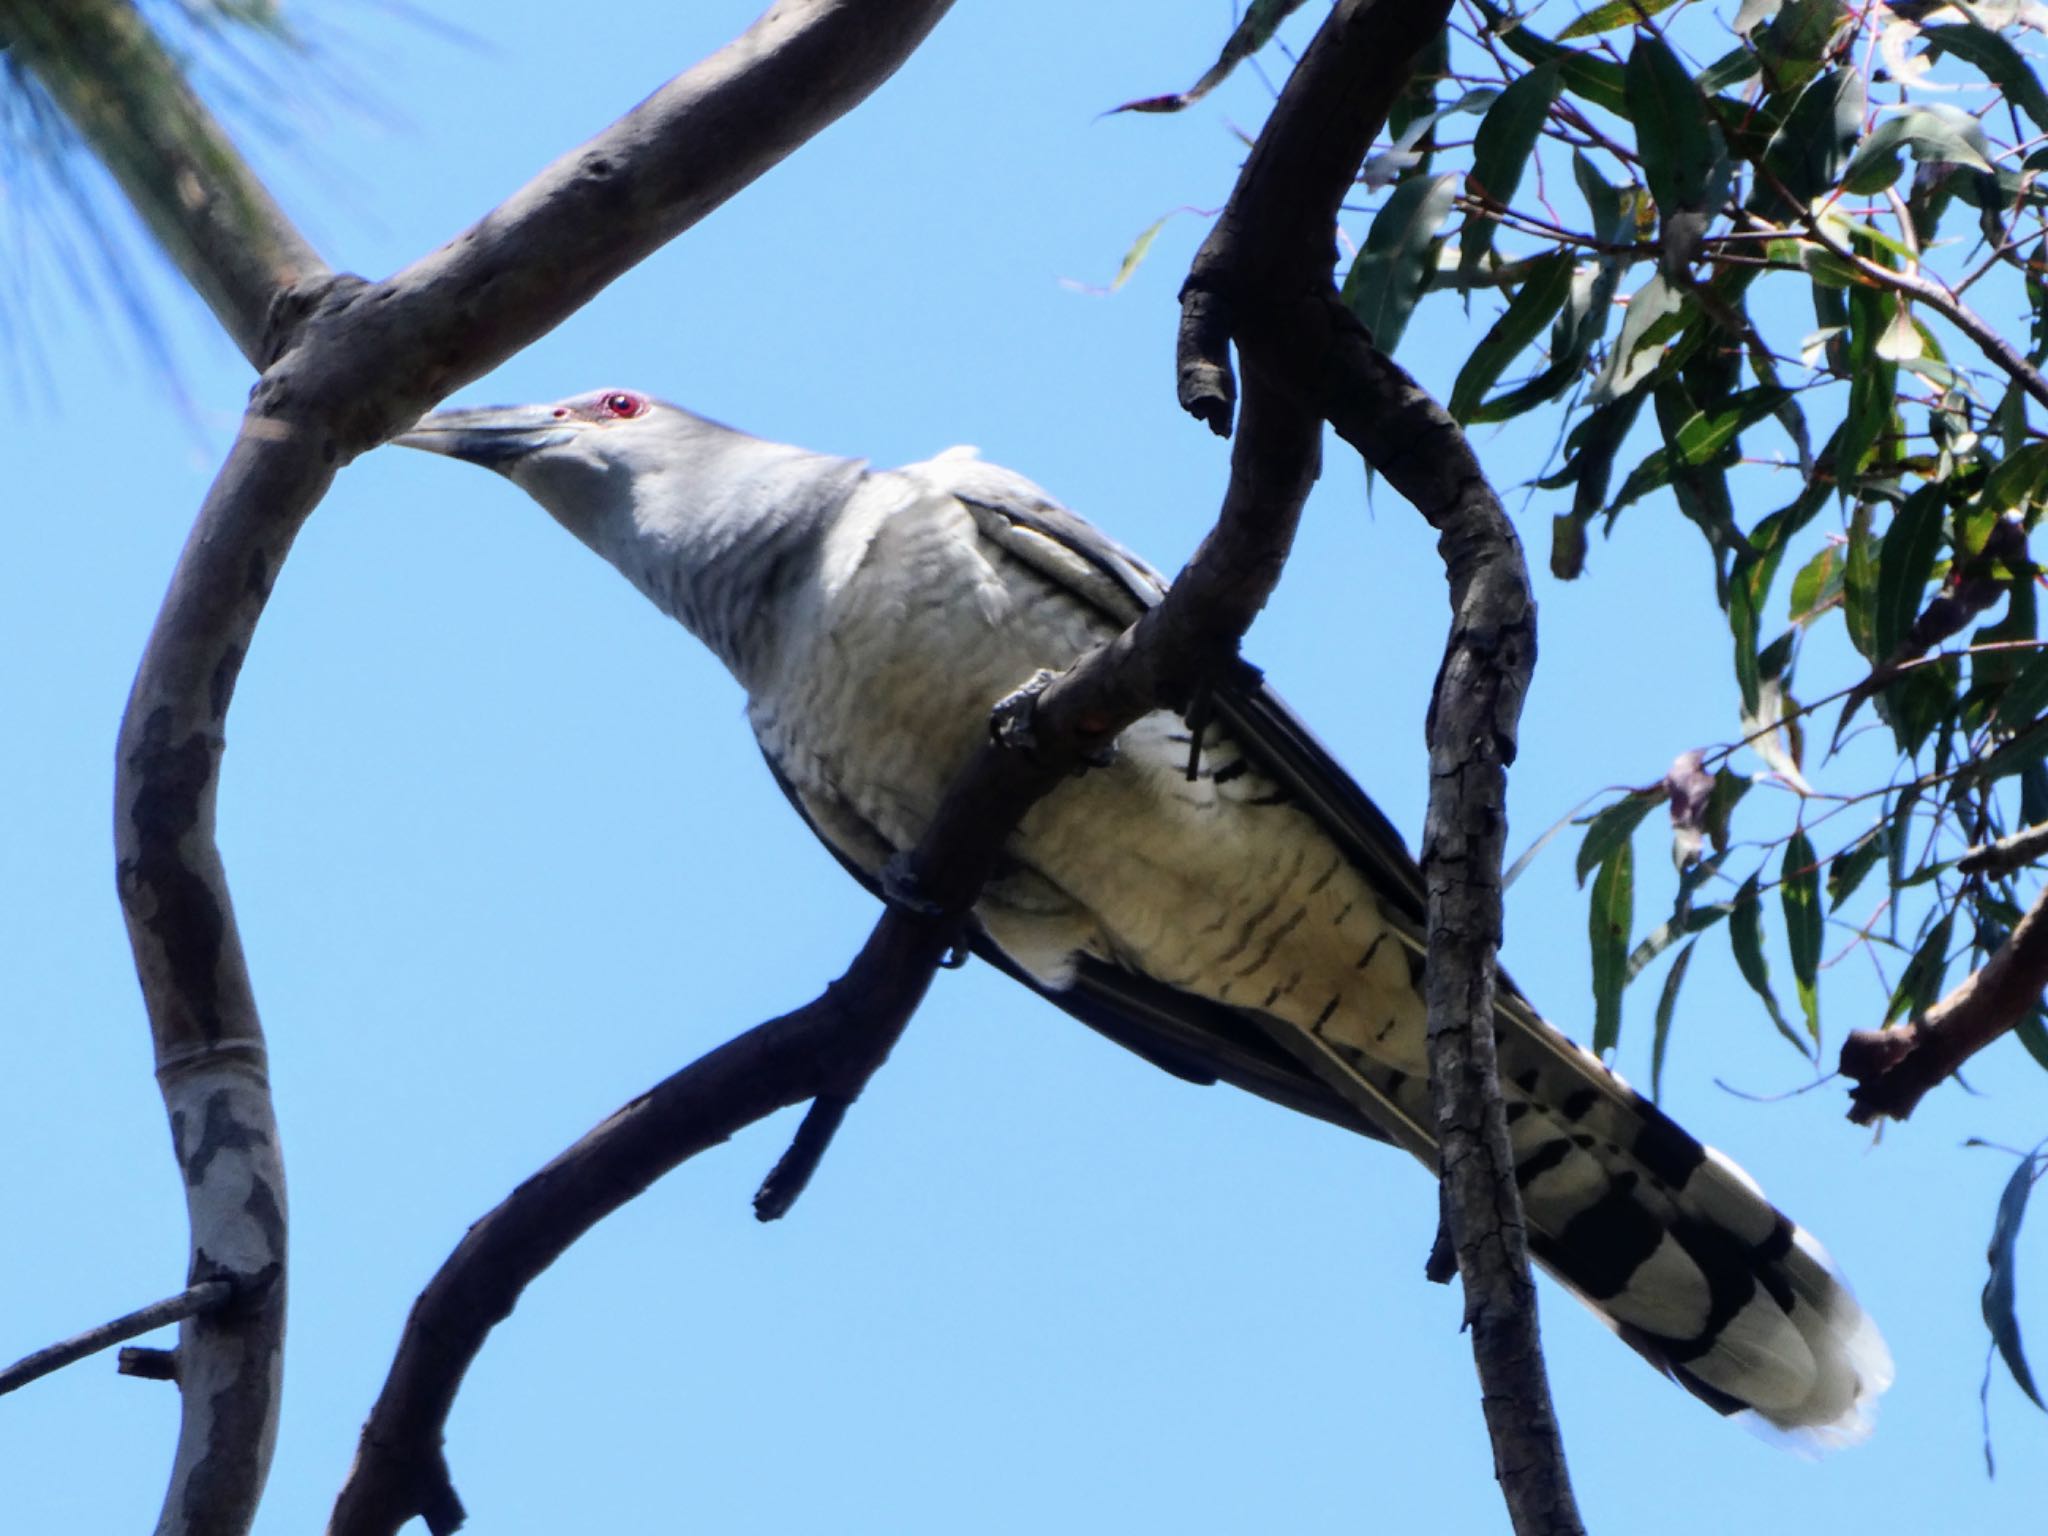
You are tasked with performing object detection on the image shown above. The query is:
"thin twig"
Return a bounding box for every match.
[0,1280,233,1397]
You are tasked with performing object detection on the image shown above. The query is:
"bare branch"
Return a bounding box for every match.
[0,0,325,364]
[12,3,962,1532]
[0,1280,233,1398]
[1843,881,2048,1124]
[1177,1,1578,1530]
[1960,820,2048,878]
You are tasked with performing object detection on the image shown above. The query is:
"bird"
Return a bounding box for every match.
[398,386,1892,1448]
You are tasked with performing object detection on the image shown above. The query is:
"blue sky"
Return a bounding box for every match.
[4,3,2045,1530]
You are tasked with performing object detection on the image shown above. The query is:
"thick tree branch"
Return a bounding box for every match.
[1177,2,1577,1531]
[12,4,960,1534]
[1842,882,2048,1124]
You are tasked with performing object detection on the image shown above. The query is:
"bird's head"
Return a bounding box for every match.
[397,388,867,677]
[396,387,689,539]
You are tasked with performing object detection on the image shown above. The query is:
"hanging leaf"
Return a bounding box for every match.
[1651,939,1699,1101]
[1841,105,1995,194]
[1561,0,1691,38]
[1590,841,1635,1054]
[1627,34,1728,219]
[1827,825,1889,910]
[1844,501,1881,661]
[1887,911,1954,1023]
[1924,24,2048,136]
[1788,543,1846,627]
[1756,66,1867,215]
[1755,0,1849,101]
[1876,485,1948,661]
[1993,651,2048,732]
[1479,4,1630,113]
[1730,874,1810,1054]
[1448,252,1577,422]
[1983,1149,2048,1410]
[1781,829,1822,1041]
[1342,173,1459,356]
[1108,0,1314,113]
[1575,789,1664,885]
[1460,62,1562,287]
[1591,274,1688,404]
[1670,385,1796,466]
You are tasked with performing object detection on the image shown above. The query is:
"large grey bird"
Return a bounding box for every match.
[399,387,1891,1447]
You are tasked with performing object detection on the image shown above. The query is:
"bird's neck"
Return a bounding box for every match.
[600,432,866,688]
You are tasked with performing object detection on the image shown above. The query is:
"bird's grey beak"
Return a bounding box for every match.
[395,403,575,467]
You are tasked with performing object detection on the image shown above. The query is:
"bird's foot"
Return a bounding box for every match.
[991,669,1115,770]
[879,853,947,917]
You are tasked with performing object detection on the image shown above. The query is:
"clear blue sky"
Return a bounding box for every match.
[4,3,2044,1530]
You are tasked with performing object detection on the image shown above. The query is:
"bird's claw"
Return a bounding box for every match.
[879,854,947,917]
[992,669,1115,771]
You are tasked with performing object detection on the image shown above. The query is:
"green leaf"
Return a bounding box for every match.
[1839,289,1900,482]
[1827,825,1888,911]
[1982,443,2048,517]
[2018,1008,2048,1074]
[1845,501,1881,661]
[1925,24,2048,136]
[1449,251,1577,422]
[1627,34,1727,216]
[1982,1149,2048,1410]
[1841,105,1995,195]
[1482,6,1630,114]
[1591,274,1687,403]
[1561,0,1689,38]
[1788,543,1845,627]
[1109,0,1314,112]
[1994,651,2048,731]
[1757,66,1867,214]
[1886,911,1953,1023]
[1590,841,1634,1055]
[1781,829,1822,1041]
[1342,173,1459,355]
[1730,874,1809,1054]
[1755,0,1847,101]
[1876,484,1947,660]
[1672,385,1795,467]
[1650,939,1698,1101]
[1575,789,1664,886]
[1461,62,1562,287]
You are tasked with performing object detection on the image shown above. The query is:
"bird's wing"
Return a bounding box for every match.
[758,749,1395,1146]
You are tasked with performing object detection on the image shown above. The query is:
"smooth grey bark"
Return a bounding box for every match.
[14,3,958,1533]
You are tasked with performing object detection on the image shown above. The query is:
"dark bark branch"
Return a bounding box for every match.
[1959,820,2048,878]
[0,1280,233,1398]
[0,0,325,365]
[1842,882,2048,1124]
[1176,3,1578,1532]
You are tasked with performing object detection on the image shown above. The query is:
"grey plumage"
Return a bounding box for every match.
[400,387,1892,1447]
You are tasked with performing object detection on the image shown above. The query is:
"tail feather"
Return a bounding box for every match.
[1493,997,1892,1447]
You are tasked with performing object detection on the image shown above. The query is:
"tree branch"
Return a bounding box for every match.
[0,1281,233,1398]
[11,3,961,1534]
[1842,881,2048,1124]
[1177,2,1578,1531]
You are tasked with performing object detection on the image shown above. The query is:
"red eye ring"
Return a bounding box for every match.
[600,391,647,419]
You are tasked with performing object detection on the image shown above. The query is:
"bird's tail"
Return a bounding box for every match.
[1478,996,1891,1447]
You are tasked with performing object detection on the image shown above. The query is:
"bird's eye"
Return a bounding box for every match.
[600,391,648,419]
